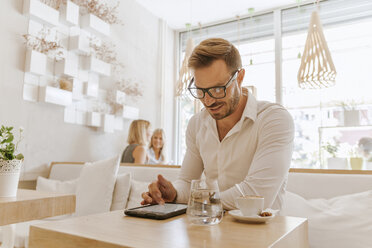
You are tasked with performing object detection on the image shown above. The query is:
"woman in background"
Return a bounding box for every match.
[121,119,151,164]
[147,128,167,164]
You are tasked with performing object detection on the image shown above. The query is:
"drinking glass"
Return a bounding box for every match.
[186,179,223,225]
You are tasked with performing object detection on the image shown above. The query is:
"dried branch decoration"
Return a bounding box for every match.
[116,78,143,102]
[40,0,66,10]
[23,28,65,61]
[71,0,122,24]
[89,39,124,73]
[297,10,336,89]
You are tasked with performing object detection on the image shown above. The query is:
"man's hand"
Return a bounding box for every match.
[141,174,177,205]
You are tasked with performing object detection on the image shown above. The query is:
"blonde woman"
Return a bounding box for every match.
[148,129,167,164]
[121,119,151,164]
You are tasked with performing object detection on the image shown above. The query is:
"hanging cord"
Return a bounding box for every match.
[248,8,255,65]
[236,15,240,49]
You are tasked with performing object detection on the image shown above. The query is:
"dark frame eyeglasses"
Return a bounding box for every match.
[187,70,240,99]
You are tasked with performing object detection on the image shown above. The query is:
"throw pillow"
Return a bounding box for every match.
[282,190,372,248]
[111,173,132,211]
[126,179,149,209]
[75,155,120,216]
[36,176,78,194]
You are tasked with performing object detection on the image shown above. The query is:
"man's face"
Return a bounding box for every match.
[194,60,242,120]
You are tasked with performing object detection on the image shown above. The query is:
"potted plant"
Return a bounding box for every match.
[349,146,363,170]
[0,126,24,197]
[322,142,348,169]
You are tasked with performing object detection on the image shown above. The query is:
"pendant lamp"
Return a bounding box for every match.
[298,10,336,89]
[176,36,194,97]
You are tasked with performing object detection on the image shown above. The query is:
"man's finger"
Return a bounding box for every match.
[157,174,169,187]
[148,182,163,204]
[141,192,152,204]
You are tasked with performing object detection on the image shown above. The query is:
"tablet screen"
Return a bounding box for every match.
[124,203,188,220]
[134,204,187,214]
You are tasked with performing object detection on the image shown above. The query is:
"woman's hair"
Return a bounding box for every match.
[188,38,242,73]
[127,119,150,146]
[149,128,166,162]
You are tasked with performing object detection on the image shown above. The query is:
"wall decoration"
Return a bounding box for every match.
[22,0,141,133]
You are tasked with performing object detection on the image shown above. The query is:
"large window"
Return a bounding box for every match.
[177,0,372,169]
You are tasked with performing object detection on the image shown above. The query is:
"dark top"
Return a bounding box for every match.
[121,144,139,163]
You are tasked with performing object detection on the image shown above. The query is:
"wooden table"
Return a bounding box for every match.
[0,189,75,226]
[29,210,308,248]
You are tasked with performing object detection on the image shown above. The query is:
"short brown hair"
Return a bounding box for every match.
[188,38,242,73]
[127,119,150,146]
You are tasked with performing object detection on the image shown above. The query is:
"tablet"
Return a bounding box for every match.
[124,203,188,220]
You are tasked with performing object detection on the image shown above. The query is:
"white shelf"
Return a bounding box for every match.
[84,73,99,98]
[25,49,47,75]
[84,56,111,76]
[39,86,72,106]
[23,0,59,27]
[69,33,90,55]
[54,52,79,78]
[120,106,139,120]
[81,14,110,37]
[60,0,79,26]
[87,112,102,127]
[23,84,39,102]
[72,78,84,100]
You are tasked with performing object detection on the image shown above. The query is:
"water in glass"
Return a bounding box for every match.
[187,179,223,225]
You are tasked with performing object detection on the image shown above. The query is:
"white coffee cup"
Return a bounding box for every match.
[235,195,264,216]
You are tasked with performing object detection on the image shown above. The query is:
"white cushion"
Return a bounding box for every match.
[75,155,120,216]
[126,179,149,209]
[36,176,78,194]
[111,173,132,211]
[282,190,372,248]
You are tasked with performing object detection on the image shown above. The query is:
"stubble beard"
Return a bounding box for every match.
[207,88,240,120]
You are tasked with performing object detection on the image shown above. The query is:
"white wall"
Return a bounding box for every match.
[0,0,176,179]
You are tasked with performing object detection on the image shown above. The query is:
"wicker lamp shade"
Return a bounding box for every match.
[176,37,194,96]
[298,10,336,89]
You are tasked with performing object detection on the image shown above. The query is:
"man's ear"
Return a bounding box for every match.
[237,69,245,86]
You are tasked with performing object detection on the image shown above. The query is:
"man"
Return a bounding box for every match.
[141,38,294,210]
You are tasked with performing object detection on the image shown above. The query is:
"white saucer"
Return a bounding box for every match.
[229,209,277,223]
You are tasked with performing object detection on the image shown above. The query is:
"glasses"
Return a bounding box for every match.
[188,70,239,99]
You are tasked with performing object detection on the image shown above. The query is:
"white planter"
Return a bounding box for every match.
[344,110,360,127]
[121,106,139,120]
[54,53,79,78]
[327,157,348,169]
[81,14,110,36]
[60,0,79,26]
[39,86,73,106]
[0,160,23,197]
[72,78,84,100]
[25,49,47,75]
[64,107,76,124]
[84,73,99,98]
[69,33,90,55]
[87,112,102,127]
[102,114,115,133]
[84,56,111,76]
[23,0,59,27]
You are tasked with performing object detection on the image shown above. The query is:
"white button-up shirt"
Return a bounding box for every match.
[174,89,294,210]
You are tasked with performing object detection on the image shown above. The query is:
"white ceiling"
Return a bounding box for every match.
[135,0,298,30]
